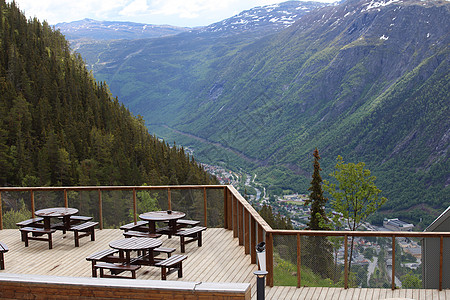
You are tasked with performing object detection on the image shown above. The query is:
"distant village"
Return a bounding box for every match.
[202,162,422,287]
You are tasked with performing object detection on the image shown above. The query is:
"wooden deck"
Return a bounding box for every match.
[0,228,448,300]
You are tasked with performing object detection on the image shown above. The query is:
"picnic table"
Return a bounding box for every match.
[139,210,185,236]
[34,207,79,231]
[109,237,162,266]
[90,237,187,280]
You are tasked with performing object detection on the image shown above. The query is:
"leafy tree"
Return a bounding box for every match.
[324,155,387,273]
[401,272,422,289]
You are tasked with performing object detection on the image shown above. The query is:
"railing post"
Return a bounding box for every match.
[244,209,250,254]
[258,223,263,244]
[392,236,396,290]
[440,235,443,291]
[0,191,2,230]
[266,231,273,287]
[31,190,35,218]
[297,233,301,288]
[64,189,68,208]
[223,186,228,229]
[227,188,232,229]
[251,216,256,264]
[168,188,171,210]
[238,202,244,246]
[133,188,137,224]
[223,187,228,229]
[98,189,103,230]
[344,235,348,289]
[203,187,207,227]
[233,195,238,238]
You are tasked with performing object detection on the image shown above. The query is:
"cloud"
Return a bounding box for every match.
[120,0,150,18]
[10,0,335,26]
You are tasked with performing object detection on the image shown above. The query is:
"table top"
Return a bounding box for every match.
[35,207,79,217]
[109,237,162,251]
[139,210,185,222]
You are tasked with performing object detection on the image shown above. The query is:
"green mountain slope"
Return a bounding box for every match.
[0,0,216,187]
[75,0,449,224]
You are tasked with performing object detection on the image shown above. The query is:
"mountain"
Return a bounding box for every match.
[71,0,449,226]
[0,0,217,187]
[56,18,190,41]
[197,1,329,37]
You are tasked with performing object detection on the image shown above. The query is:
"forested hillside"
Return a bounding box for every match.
[73,0,449,225]
[0,0,217,187]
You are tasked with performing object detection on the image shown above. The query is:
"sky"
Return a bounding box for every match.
[10,0,336,27]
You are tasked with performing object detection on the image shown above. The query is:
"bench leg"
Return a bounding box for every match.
[0,252,4,270]
[198,232,203,247]
[91,262,97,277]
[161,267,167,280]
[99,267,105,278]
[23,232,29,247]
[48,233,53,249]
[180,236,185,253]
[178,263,183,278]
[90,228,95,241]
[74,231,80,247]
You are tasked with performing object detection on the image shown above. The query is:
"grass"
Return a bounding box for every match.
[273,254,340,287]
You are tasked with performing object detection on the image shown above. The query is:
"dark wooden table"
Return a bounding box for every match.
[34,207,79,231]
[139,210,185,236]
[109,237,162,266]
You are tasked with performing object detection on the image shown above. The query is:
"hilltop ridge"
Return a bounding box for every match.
[69,0,449,225]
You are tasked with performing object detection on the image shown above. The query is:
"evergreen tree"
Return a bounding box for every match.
[303,148,333,279]
[0,1,218,188]
[304,148,329,230]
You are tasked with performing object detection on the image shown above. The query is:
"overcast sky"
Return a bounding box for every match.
[10,0,336,27]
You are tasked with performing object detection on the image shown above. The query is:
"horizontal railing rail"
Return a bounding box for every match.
[1,185,448,291]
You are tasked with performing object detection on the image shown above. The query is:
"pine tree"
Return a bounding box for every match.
[303,148,333,279]
[304,148,329,230]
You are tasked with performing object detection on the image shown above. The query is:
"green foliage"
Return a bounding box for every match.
[304,148,329,230]
[257,204,293,230]
[273,253,338,287]
[75,0,450,224]
[324,156,387,231]
[401,272,422,289]
[324,155,386,274]
[0,1,217,189]
[2,199,31,228]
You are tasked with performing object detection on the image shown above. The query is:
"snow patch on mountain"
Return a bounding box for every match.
[200,1,329,35]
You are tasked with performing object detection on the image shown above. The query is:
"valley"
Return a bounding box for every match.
[58,0,450,227]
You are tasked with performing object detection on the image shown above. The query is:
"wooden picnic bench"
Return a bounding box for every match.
[175,226,206,253]
[119,221,148,232]
[68,221,98,247]
[122,231,161,239]
[86,249,120,277]
[19,227,56,249]
[165,219,201,230]
[154,254,187,280]
[94,262,141,279]
[153,247,176,258]
[53,215,93,233]
[16,217,44,228]
[16,218,45,241]
[0,242,8,270]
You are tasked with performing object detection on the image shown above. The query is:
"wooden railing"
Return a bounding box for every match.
[0,185,448,291]
[225,186,449,291]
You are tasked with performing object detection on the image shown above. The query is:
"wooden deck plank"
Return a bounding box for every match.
[302,287,315,300]
[0,229,447,300]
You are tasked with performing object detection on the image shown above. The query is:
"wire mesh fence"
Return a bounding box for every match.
[1,186,225,229]
[272,234,424,289]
